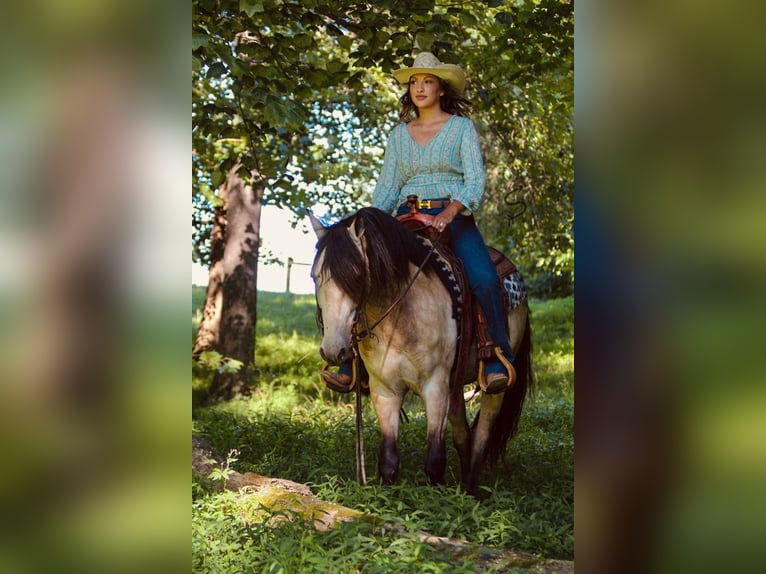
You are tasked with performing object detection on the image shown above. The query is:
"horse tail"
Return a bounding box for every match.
[482,313,533,465]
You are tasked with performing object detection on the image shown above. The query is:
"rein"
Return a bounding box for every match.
[352,226,442,342]
[349,223,440,486]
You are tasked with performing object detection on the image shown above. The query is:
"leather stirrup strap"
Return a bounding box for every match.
[474,307,496,362]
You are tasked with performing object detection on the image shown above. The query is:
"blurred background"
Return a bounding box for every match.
[0,0,764,572]
[0,1,189,572]
[576,0,766,573]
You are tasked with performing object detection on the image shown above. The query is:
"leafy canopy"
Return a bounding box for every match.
[192,0,573,296]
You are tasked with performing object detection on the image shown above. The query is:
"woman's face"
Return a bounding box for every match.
[408,73,443,110]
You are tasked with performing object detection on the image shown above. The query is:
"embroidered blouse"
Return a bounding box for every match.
[372,115,486,214]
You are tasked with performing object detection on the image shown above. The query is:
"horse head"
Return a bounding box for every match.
[310,212,367,365]
[309,208,437,364]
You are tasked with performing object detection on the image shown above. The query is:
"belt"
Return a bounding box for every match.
[410,198,451,210]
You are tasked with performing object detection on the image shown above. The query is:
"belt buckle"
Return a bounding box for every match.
[418,199,432,210]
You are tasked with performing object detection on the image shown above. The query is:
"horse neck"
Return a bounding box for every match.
[362,261,445,327]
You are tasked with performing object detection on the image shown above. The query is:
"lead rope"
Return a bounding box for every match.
[354,356,366,484]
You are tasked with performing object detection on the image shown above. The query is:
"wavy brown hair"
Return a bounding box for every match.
[398,76,473,122]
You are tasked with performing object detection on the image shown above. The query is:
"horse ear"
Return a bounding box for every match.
[353,216,365,239]
[308,211,326,239]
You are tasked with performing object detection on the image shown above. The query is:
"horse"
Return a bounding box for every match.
[309,207,532,495]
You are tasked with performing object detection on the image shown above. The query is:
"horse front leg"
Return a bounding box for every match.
[371,391,403,485]
[448,387,472,487]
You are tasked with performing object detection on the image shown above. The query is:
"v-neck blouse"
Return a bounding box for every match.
[372,115,486,214]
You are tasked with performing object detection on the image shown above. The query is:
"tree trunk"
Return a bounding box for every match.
[193,163,263,400]
[192,203,226,358]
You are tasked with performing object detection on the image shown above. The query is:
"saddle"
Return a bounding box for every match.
[396,196,519,393]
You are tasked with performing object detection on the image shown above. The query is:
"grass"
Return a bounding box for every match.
[192,289,573,572]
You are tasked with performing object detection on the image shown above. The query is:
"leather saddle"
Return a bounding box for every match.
[396,197,518,392]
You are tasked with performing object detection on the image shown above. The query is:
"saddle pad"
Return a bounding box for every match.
[488,246,527,310]
[414,236,463,322]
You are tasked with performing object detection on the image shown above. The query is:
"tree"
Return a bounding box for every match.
[446,0,574,296]
[193,163,262,399]
[192,0,574,398]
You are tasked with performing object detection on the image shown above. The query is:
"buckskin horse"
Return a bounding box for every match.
[310,206,532,495]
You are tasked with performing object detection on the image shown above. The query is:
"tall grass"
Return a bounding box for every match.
[192,289,573,571]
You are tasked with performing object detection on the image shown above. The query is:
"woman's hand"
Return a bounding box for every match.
[431,200,464,232]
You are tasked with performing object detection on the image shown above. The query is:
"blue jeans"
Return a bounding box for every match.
[396,203,515,366]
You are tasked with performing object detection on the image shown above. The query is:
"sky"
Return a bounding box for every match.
[192,205,318,294]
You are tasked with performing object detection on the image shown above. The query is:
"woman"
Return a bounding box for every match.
[321,51,515,395]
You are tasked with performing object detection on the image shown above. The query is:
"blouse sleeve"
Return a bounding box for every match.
[372,126,405,214]
[452,119,486,213]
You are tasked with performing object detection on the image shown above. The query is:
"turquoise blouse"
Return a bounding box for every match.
[372,115,486,215]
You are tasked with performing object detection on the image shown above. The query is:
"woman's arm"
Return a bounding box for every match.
[452,119,485,213]
[432,119,485,230]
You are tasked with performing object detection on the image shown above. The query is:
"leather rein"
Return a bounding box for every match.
[351,226,442,343]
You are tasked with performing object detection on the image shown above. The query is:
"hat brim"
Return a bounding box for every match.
[392,65,466,95]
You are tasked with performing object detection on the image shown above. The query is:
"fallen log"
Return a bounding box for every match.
[193,436,573,573]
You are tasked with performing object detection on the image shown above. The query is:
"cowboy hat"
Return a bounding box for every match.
[393,52,467,94]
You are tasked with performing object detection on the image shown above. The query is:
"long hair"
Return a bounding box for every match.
[316,207,434,304]
[398,77,473,123]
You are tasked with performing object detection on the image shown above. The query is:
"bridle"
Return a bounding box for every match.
[313,218,443,486]
[352,226,442,342]
[315,224,442,344]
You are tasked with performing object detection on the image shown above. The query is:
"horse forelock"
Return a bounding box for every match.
[315,208,435,305]
[316,219,366,305]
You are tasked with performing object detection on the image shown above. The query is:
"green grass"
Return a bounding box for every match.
[192,290,573,572]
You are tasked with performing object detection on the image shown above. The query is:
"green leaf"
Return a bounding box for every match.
[460,12,478,27]
[303,166,319,181]
[192,33,209,51]
[326,59,345,74]
[263,96,286,126]
[207,61,227,79]
[415,32,435,51]
[293,34,314,49]
[391,33,410,51]
[240,0,264,18]
[495,11,514,25]
[218,358,243,374]
[211,171,225,188]
[282,101,307,129]
[263,97,306,129]
[197,350,222,369]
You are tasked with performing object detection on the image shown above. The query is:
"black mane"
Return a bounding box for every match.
[316,207,434,304]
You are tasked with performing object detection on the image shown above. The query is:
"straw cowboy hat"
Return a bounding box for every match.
[393,52,467,94]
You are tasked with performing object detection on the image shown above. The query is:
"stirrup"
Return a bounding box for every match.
[320,364,354,393]
[477,346,516,394]
[320,358,368,394]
